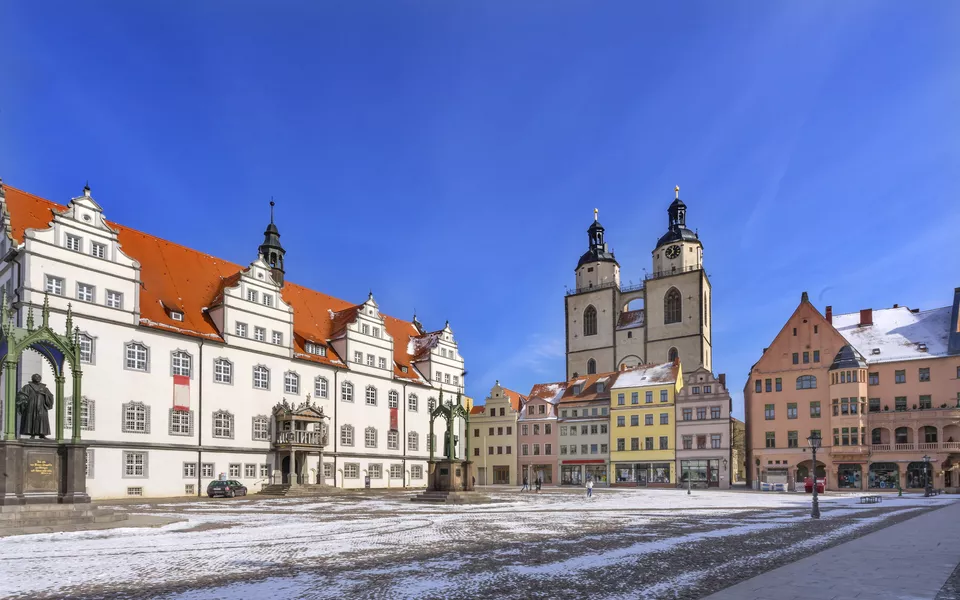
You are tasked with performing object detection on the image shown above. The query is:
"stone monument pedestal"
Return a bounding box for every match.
[412,459,490,504]
[0,440,90,506]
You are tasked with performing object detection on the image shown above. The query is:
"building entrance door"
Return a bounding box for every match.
[493,466,510,485]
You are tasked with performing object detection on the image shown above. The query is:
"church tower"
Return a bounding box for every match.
[644,187,712,372]
[565,209,620,378]
[258,200,286,287]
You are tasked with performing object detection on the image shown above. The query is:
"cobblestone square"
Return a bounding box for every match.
[1,489,953,599]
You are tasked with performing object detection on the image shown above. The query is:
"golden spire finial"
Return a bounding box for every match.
[594,208,598,221]
[675,185,680,199]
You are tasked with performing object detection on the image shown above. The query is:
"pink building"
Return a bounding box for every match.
[517,381,565,485]
[746,288,960,491]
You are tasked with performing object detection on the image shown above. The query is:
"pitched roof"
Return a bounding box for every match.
[833,306,953,364]
[525,381,568,405]
[2,185,426,379]
[558,371,619,403]
[610,361,679,389]
[501,387,525,412]
[616,309,645,330]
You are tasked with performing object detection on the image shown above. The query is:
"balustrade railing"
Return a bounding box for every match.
[894,443,915,451]
[275,430,325,446]
[865,442,960,452]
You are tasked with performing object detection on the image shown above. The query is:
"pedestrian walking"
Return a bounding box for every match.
[536,476,542,493]
[521,475,529,492]
[586,478,594,498]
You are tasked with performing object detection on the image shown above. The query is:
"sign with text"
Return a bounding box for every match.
[173,375,190,410]
[23,448,58,493]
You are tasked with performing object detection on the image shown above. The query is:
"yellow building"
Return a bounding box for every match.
[609,361,683,486]
[469,382,525,485]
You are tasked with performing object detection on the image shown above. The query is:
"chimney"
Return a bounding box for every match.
[893,304,899,308]
[859,308,873,327]
[825,306,832,324]
[718,373,726,388]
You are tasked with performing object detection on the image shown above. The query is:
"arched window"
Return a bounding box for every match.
[212,410,234,439]
[664,288,682,324]
[124,342,149,371]
[583,306,598,336]
[122,401,149,433]
[587,359,597,375]
[895,427,909,444]
[284,372,300,394]
[407,431,419,451]
[341,381,354,402]
[871,428,883,445]
[253,365,270,390]
[171,351,192,377]
[340,424,354,446]
[923,426,938,443]
[365,385,377,406]
[365,426,378,448]
[796,375,817,390]
[388,390,399,408]
[428,397,437,412]
[668,347,679,362]
[214,358,233,384]
[408,394,418,412]
[315,376,328,398]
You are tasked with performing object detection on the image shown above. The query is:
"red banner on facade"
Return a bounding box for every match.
[390,407,398,431]
[173,374,190,410]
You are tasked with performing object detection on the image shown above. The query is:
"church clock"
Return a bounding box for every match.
[665,244,681,259]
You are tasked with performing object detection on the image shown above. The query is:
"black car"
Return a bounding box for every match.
[207,480,248,498]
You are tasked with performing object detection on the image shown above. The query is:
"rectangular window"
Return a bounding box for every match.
[813,350,820,363]
[253,327,265,342]
[631,392,639,404]
[895,370,906,384]
[600,443,608,454]
[170,409,191,435]
[764,404,775,420]
[235,322,247,337]
[244,464,257,478]
[895,396,907,411]
[697,407,706,420]
[246,289,258,303]
[659,436,668,450]
[261,464,271,478]
[102,290,123,309]
[200,463,214,478]
[90,241,106,259]
[792,353,799,365]
[787,431,798,448]
[644,437,654,450]
[45,275,65,296]
[919,368,930,382]
[755,380,762,393]
[660,390,668,402]
[644,414,653,426]
[617,393,625,406]
[521,444,529,456]
[545,444,552,455]
[344,463,360,479]
[77,282,95,303]
[378,357,387,369]
[765,379,772,393]
[809,401,821,418]
[697,435,707,449]
[273,331,283,345]
[710,406,721,419]
[533,444,540,456]
[682,435,692,449]
[262,294,273,307]
[617,438,625,452]
[183,462,196,478]
[682,408,692,421]
[123,451,147,477]
[920,395,932,409]
[65,233,82,252]
[645,391,653,403]
[368,464,382,479]
[704,385,712,393]
[787,403,797,419]
[775,378,782,392]
[802,352,809,364]
[445,373,451,384]
[868,397,880,412]
[616,416,625,427]
[630,415,639,427]
[765,432,775,448]
[692,386,700,395]
[631,438,640,451]
[710,434,721,449]
[660,413,669,425]
[361,324,370,335]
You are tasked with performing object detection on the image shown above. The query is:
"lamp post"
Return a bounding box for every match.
[923,455,931,497]
[807,432,822,519]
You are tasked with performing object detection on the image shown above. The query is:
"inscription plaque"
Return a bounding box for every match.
[23,448,59,493]
[439,468,449,476]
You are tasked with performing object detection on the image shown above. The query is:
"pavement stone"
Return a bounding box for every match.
[705,501,960,600]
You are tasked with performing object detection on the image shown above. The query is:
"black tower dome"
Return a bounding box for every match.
[656,186,701,248]
[259,200,286,286]
[577,209,619,270]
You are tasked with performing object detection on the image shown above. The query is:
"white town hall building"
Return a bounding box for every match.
[0,181,466,498]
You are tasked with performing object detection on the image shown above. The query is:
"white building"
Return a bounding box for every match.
[0,182,465,498]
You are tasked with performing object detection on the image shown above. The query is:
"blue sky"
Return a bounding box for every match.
[2,2,958,418]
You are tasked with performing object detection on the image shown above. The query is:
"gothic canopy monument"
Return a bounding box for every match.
[0,293,89,505]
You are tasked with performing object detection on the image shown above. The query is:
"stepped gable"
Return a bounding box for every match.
[2,185,425,379]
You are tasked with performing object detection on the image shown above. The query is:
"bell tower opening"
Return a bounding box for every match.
[258,200,286,287]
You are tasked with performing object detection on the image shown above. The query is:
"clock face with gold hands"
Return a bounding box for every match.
[665,245,681,259]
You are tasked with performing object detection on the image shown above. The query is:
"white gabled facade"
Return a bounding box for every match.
[0,182,466,498]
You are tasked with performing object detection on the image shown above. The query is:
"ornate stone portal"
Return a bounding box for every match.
[0,293,89,506]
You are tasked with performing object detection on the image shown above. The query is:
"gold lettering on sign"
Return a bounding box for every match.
[29,460,54,476]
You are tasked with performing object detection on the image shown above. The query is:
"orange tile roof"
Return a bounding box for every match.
[2,185,425,379]
[501,387,526,412]
[558,370,620,403]
[469,405,485,415]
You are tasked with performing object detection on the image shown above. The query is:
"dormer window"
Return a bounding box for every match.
[171,311,184,322]
[871,348,881,355]
[572,384,582,395]
[65,234,82,252]
[597,383,605,393]
[917,343,928,352]
[401,366,408,373]
[305,341,327,357]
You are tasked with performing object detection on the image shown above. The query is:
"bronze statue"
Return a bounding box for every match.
[17,374,54,439]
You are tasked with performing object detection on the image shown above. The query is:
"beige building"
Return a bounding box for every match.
[675,367,732,488]
[470,382,524,485]
[565,188,712,380]
[730,418,746,483]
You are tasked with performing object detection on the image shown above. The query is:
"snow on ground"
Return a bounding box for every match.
[0,489,954,599]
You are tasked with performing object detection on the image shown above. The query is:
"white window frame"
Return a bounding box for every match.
[45,275,64,296]
[171,350,192,378]
[252,416,269,441]
[212,410,234,439]
[76,282,95,303]
[315,376,328,398]
[65,233,82,252]
[407,431,419,451]
[365,427,377,448]
[284,371,300,394]
[124,342,149,372]
[378,357,387,370]
[235,322,248,337]
[246,289,258,303]
[408,394,418,412]
[78,333,95,364]
[122,451,147,478]
[365,386,377,406]
[340,424,355,446]
[388,390,399,409]
[105,290,123,309]
[341,381,354,402]
[169,408,192,436]
[262,294,274,307]
[272,331,283,345]
[90,241,106,259]
[254,326,266,342]
[353,351,362,363]
[214,358,233,384]
[253,365,270,390]
[387,430,399,450]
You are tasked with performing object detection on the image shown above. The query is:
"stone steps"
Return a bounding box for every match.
[411,490,491,504]
[258,484,291,497]
[0,505,128,536]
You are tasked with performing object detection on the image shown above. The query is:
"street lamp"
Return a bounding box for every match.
[923,455,931,497]
[806,432,822,519]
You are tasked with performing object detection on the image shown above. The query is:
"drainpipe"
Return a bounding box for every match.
[197,338,204,497]
[333,369,338,483]
[402,381,407,488]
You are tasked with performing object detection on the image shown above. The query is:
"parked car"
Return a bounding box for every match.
[207,480,247,498]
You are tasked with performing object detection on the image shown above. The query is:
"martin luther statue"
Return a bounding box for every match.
[17,374,54,439]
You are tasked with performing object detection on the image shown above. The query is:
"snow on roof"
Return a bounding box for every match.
[832,306,952,364]
[611,362,678,389]
[595,376,609,384]
[616,309,645,330]
[527,382,567,405]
